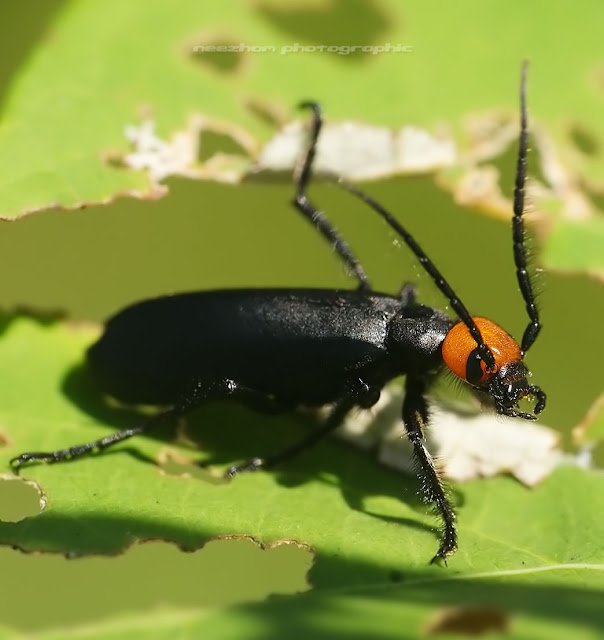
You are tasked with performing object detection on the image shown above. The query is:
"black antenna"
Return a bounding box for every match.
[513,61,541,353]
[335,177,496,370]
[296,101,497,370]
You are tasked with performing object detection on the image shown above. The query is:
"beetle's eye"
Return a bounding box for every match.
[465,349,484,385]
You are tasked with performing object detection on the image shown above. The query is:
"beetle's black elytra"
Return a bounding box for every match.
[11,63,545,564]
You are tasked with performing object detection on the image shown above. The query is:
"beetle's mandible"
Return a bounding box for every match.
[11,63,545,564]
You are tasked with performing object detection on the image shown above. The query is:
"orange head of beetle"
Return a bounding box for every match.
[441,317,546,419]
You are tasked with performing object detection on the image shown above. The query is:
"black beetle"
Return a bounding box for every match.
[12,64,544,563]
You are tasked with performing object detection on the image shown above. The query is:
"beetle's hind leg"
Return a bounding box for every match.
[9,377,289,470]
[402,376,457,563]
[10,417,170,469]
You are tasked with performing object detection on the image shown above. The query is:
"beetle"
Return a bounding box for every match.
[11,63,544,563]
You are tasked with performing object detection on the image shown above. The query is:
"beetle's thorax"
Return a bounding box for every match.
[387,304,453,376]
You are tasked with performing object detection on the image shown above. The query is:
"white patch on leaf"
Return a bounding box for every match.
[331,389,561,487]
[124,118,200,182]
[257,120,457,180]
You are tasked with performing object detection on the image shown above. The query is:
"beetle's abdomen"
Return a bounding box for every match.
[87,289,402,406]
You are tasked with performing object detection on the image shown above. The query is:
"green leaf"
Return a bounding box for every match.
[0,316,603,638]
[542,218,604,280]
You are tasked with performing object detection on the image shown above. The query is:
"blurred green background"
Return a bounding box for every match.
[0,1,603,638]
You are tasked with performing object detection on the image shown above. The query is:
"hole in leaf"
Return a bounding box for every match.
[0,538,312,632]
[425,606,510,636]
[569,123,599,156]
[245,97,289,128]
[190,35,246,73]
[256,0,394,63]
[0,475,45,522]
[198,130,249,163]
[158,449,227,484]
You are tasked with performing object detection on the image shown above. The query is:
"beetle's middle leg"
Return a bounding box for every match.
[226,378,380,477]
[225,395,356,477]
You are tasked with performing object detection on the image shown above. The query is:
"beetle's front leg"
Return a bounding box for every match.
[402,376,457,564]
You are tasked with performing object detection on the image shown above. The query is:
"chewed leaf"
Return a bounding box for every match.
[0,1,600,283]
